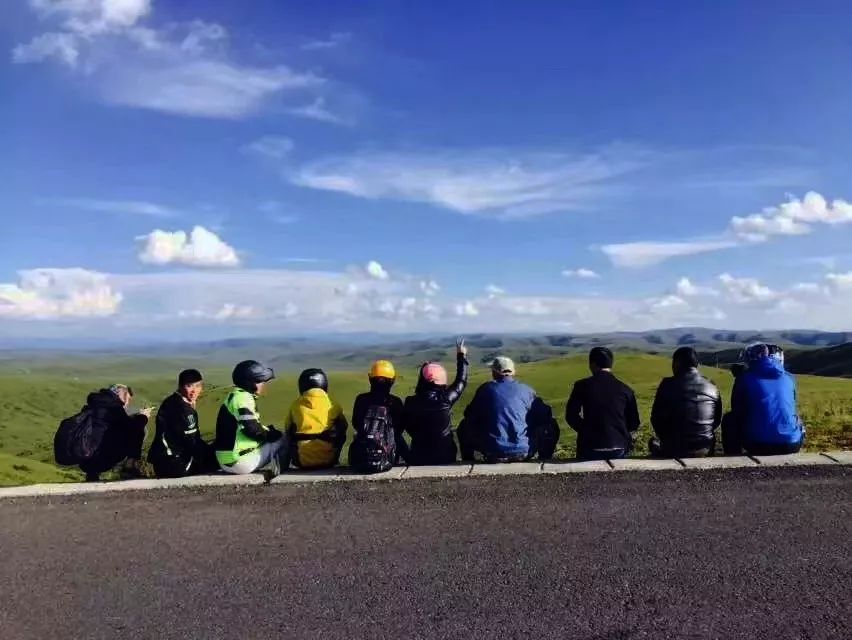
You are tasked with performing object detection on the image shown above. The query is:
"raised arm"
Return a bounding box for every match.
[445,339,470,405]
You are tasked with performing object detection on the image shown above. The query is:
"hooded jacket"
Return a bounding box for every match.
[402,353,468,464]
[286,388,348,468]
[732,357,802,446]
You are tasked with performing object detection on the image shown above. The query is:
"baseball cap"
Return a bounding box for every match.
[491,356,515,375]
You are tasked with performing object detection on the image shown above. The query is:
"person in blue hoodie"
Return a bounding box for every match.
[458,356,559,462]
[723,343,804,455]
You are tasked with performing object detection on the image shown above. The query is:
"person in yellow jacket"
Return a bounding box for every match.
[286,368,348,469]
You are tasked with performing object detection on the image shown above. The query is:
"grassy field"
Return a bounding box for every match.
[1,353,850,486]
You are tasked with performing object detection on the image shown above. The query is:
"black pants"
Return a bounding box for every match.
[648,437,714,458]
[457,418,560,462]
[152,445,219,479]
[575,448,626,461]
[722,412,803,455]
[79,422,146,479]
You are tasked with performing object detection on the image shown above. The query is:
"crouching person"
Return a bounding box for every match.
[349,360,409,473]
[215,360,287,477]
[286,369,348,470]
[649,347,722,458]
[458,357,559,463]
[723,344,803,456]
[148,369,217,478]
[77,384,151,482]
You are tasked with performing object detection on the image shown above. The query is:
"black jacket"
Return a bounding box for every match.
[79,389,148,474]
[352,390,410,463]
[402,353,469,465]
[651,368,722,451]
[565,371,640,456]
[148,392,212,471]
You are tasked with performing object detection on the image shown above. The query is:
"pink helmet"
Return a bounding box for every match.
[420,362,448,385]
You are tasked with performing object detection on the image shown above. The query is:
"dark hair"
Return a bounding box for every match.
[589,346,614,369]
[672,346,699,370]
[178,369,203,387]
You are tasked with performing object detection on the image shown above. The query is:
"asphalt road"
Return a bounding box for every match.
[1,467,849,640]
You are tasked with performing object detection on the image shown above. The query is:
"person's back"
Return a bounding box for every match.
[350,360,408,472]
[466,377,536,459]
[734,356,802,452]
[650,348,722,457]
[566,347,640,460]
[403,340,468,465]
[287,369,347,469]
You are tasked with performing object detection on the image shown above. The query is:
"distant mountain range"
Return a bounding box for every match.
[2,328,851,378]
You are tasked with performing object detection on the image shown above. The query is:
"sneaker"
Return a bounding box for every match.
[263,455,281,484]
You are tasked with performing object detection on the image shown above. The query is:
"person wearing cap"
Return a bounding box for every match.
[458,356,559,463]
[148,369,217,478]
[401,338,469,465]
[649,347,722,458]
[349,360,410,471]
[77,384,153,482]
[565,347,640,460]
[722,343,803,455]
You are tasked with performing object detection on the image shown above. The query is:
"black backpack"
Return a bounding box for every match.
[349,404,395,474]
[54,407,103,466]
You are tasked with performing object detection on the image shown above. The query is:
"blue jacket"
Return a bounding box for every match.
[464,378,549,457]
[732,358,802,446]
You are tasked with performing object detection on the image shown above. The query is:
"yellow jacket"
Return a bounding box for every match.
[286,388,348,468]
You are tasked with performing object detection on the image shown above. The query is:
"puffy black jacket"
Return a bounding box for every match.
[402,353,469,465]
[651,368,722,452]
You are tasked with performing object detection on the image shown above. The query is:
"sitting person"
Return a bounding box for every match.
[286,368,348,470]
[458,356,559,463]
[349,360,410,473]
[215,360,286,477]
[565,347,640,460]
[402,338,469,465]
[649,347,722,458]
[723,343,804,456]
[78,384,152,482]
[148,369,217,478]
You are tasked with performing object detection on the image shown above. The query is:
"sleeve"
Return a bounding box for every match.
[626,387,641,433]
[650,380,669,441]
[463,383,484,422]
[565,381,585,433]
[445,353,469,405]
[332,403,348,446]
[712,386,723,430]
[527,395,553,428]
[391,397,411,464]
[351,395,365,436]
[161,399,195,455]
[236,397,270,442]
[731,377,746,429]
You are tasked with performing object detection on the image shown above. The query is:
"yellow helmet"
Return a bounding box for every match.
[369,360,396,380]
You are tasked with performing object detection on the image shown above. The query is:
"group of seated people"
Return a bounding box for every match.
[66,339,804,481]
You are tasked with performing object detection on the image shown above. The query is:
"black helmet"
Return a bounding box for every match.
[298,368,328,394]
[232,360,275,392]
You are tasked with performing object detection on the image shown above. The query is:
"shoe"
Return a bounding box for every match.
[119,459,147,480]
[263,455,281,484]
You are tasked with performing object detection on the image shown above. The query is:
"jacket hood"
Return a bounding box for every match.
[87,389,123,409]
[299,387,331,410]
[749,357,786,379]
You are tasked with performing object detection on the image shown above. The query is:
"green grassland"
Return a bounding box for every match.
[1,353,850,486]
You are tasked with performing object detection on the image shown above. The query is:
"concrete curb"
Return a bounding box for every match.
[0,451,848,500]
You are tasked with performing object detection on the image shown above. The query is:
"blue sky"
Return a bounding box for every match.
[3,0,852,341]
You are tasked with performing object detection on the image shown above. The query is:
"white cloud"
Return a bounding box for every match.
[138,226,240,267]
[46,197,180,217]
[0,268,122,319]
[286,97,349,125]
[730,192,852,242]
[365,261,389,280]
[485,284,505,298]
[301,32,351,51]
[179,303,255,321]
[826,271,852,289]
[675,277,718,297]
[290,146,649,218]
[419,280,440,296]
[562,268,600,279]
[14,1,326,119]
[601,239,737,268]
[245,137,295,159]
[718,273,776,303]
[650,294,689,311]
[454,301,480,317]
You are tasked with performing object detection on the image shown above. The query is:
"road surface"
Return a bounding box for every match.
[1,467,849,639]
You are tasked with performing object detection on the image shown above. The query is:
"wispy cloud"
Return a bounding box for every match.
[45,197,181,218]
[601,239,738,268]
[13,0,328,120]
[244,137,295,159]
[301,32,352,51]
[286,96,350,125]
[562,268,600,279]
[290,146,650,218]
